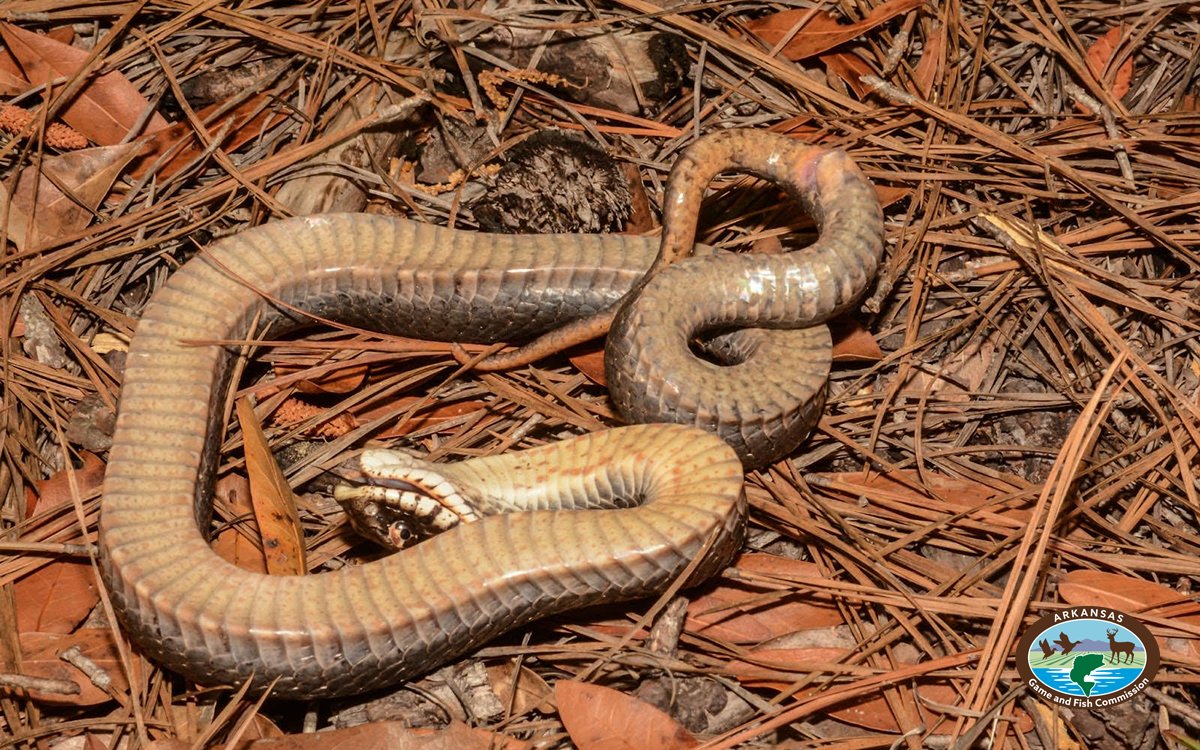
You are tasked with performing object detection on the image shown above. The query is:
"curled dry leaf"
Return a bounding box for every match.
[913,21,948,98]
[555,680,698,750]
[746,0,923,62]
[236,397,306,576]
[129,93,287,180]
[486,661,554,717]
[17,629,129,706]
[686,554,842,644]
[1057,570,1200,655]
[1,142,141,252]
[0,23,168,144]
[272,361,369,395]
[821,50,876,99]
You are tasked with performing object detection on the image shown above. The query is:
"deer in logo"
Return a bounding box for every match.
[1106,628,1135,664]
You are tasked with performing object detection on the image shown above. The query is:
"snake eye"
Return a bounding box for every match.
[387,520,417,549]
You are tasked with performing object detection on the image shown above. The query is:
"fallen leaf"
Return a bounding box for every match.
[821,50,876,99]
[555,680,698,750]
[15,560,98,634]
[487,661,554,717]
[830,318,883,361]
[236,397,306,575]
[24,451,106,517]
[913,21,947,98]
[17,629,128,706]
[45,26,75,46]
[353,396,488,439]
[0,65,26,95]
[1,142,141,251]
[1084,27,1133,101]
[1057,570,1192,612]
[747,0,924,62]
[567,344,607,385]
[686,554,842,644]
[807,470,1030,525]
[273,361,368,395]
[129,93,287,180]
[212,473,270,574]
[1057,569,1200,656]
[0,23,168,144]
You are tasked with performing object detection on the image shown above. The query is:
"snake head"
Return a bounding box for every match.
[333,448,481,551]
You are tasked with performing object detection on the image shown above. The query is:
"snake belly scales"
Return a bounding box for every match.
[99,130,883,698]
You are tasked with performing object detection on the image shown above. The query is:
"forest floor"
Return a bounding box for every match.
[2,1,1199,748]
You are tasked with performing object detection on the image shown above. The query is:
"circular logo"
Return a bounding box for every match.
[1017,608,1159,707]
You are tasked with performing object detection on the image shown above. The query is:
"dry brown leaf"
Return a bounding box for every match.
[45,26,75,46]
[821,50,876,99]
[24,451,105,516]
[17,629,128,705]
[236,397,306,575]
[568,344,607,385]
[831,319,884,362]
[1,142,141,251]
[725,646,850,686]
[227,720,530,750]
[1084,26,1133,100]
[130,93,287,180]
[273,361,369,395]
[212,473,270,574]
[0,23,168,144]
[746,0,923,62]
[15,560,98,634]
[1057,570,1200,655]
[354,397,489,439]
[686,554,842,644]
[0,65,26,95]
[913,20,946,98]
[0,43,23,78]
[809,470,1030,524]
[487,661,555,717]
[1058,570,1185,609]
[555,680,698,750]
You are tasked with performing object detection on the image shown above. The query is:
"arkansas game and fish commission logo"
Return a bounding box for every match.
[1017,608,1159,708]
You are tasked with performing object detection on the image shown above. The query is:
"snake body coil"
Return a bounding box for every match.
[99,130,882,697]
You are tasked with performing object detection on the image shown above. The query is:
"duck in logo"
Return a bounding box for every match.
[1017,608,1159,708]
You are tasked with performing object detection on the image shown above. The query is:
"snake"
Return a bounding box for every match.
[99,129,883,698]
